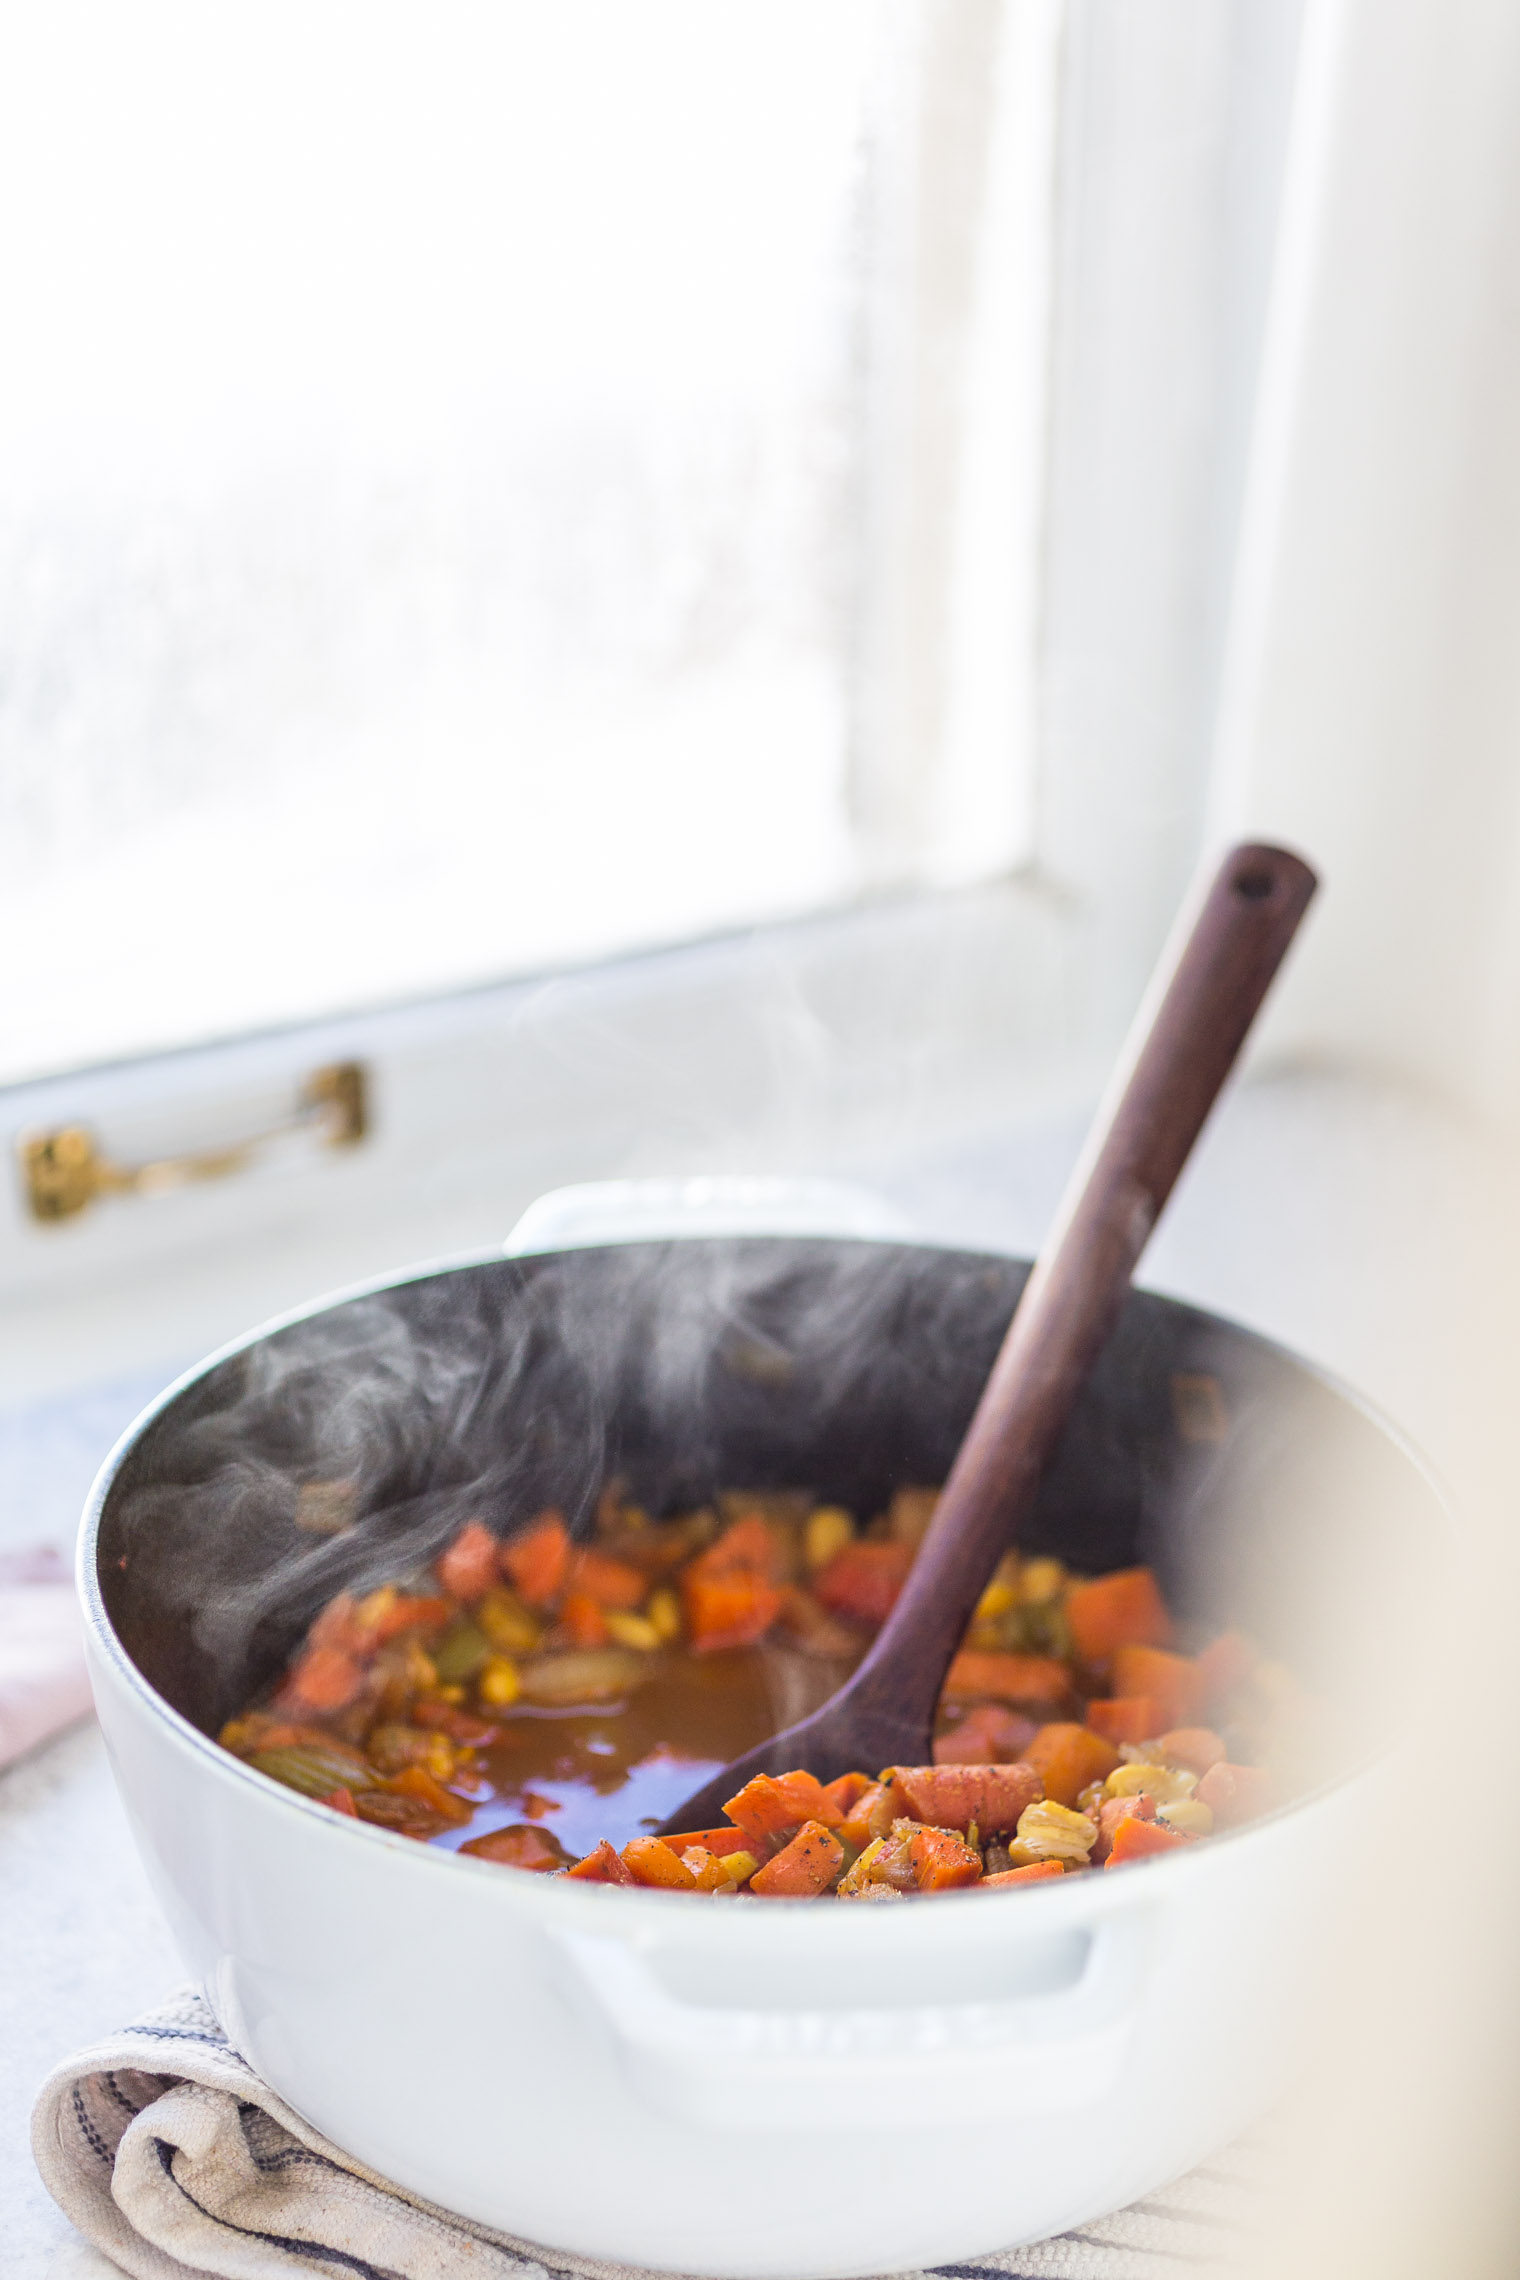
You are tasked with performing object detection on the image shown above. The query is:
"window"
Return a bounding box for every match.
[1,3,887,1080]
[0,0,1077,1370]
[23,0,1500,1411]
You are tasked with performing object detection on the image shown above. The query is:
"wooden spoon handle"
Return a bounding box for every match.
[839,841,1318,1746]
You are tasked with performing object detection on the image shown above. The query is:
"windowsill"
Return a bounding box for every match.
[0,878,1098,1396]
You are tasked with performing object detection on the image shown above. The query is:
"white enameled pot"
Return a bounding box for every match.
[78,1180,1427,2278]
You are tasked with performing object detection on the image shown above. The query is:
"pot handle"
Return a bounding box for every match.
[552,1907,1150,2130]
[504,1175,910,1255]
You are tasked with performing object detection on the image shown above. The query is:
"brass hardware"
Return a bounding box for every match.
[20,1061,368,1225]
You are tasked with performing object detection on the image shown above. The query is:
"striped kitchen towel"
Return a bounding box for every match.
[32,1988,1264,2280]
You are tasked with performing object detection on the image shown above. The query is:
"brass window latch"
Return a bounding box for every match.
[19,1061,368,1225]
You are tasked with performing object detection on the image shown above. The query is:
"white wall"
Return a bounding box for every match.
[1037,0,1305,1038]
[1212,0,1520,1124]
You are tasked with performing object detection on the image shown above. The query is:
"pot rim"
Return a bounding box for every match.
[76,1230,1447,1932]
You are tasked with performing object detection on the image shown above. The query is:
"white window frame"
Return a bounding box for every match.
[0,0,1335,1394]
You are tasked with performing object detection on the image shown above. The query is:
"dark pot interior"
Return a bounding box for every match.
[93,1237,1439,1744]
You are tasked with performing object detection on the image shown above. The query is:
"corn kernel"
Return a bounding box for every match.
[477,1587,541,1657]
[1020,1557,1066,1606]
[1014,1799,1096,1863]
[1105,1762,1197,1804]
[677,1845,733,1892]
[403,1650,439,1705]
[604,1611,662,1651]
[975,1578,1019,1621]
[646,1586,681,1643]
[804,1505,856,1572]
[436,1683,465,1705]
[1157,1798,1213,1836]
[409,1732,455,1781]
[355,1584,399,1635]
[836,1836,886,1895]
[478,1655,521,1707]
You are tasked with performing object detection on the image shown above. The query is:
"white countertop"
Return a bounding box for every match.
[5,1066,1509,2274]
[5,1724,182,2277]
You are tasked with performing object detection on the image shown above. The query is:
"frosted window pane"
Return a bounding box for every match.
[0,1,870,1080]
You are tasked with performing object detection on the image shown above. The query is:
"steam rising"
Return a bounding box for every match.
[101,1241,1029,1733]
[96,1235,1437,1755]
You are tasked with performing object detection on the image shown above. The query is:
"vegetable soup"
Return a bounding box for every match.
[219,1486,1286,1896]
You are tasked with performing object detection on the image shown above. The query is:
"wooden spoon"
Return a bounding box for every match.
[656,842,1317,1833]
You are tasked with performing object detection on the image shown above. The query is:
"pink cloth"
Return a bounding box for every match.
[0,1547,93,1768]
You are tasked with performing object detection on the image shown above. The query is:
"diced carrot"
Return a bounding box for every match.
[839,1778,896,1849]
[1194,1760,1273,1828]
[723,1769,840,1846]
[906,1824,982,1891]
[819,1770,872,1818]
[689,1513,781,1581]
[942,1651,1071,1708]
[435,1520,500,1604]
[383,1765,473,1825]
[1065,1567,1173,1663]
[660,1824,754,1858]
[500,1513,572,1608]
[1106,1813,1194,1865]
[1111,1645,1205,1731]
[812,1540,913,1626]
[1196,1629,1257,1707]
[892,1761,1042,1836]
[567,1838,636,1884]
[622,1836,700,1890]
[318,1786,358,1816]
[934,1702,1038,1765]
[773,1769,846,1825]
[560,1590,610,1649]
[678,1846,738,1892]
[683,1571,784,1652]
[567,1548,648,1611]
[680,1514,787,1648]
[982,1860,1065,1887]
[1159,1726,1226,1774]
[367,1593,453,1643]
[461,1823,571,1870]
[750,1820,845,1896]
[1022,1723,1120,1809]
[1084,1697,1161,1748]
[284,1643,364,1713]
[412,1700,501,1745]
[1094,1791,1154,1863]
[308,1591,365,1657]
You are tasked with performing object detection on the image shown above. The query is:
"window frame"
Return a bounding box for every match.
[0,0,1325,1367]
